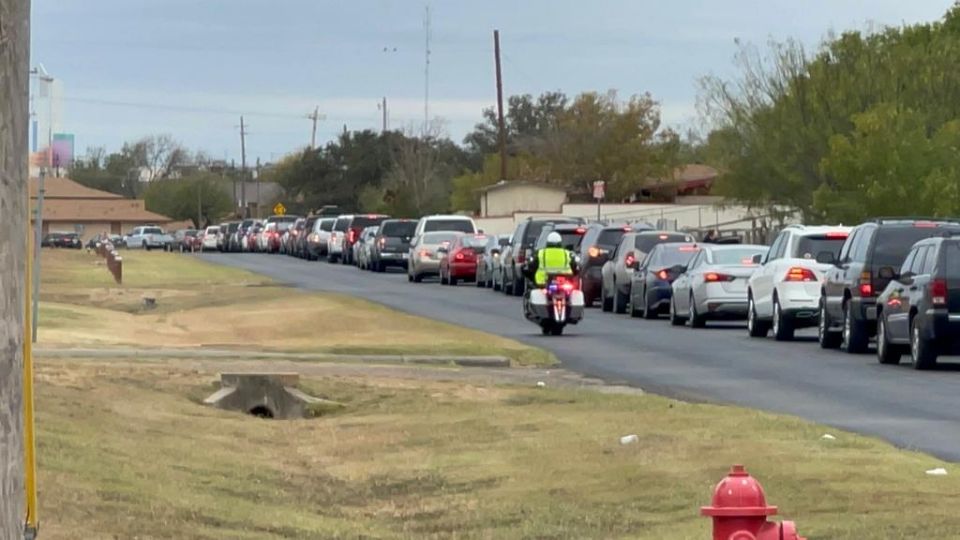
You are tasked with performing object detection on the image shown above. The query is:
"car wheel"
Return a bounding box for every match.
[449,275,458,286]
[841,300,868,354]
[747,296,769,338]
[642,287,658,320]
[669,297,684,326]
[512,275,525,297]
[771,297,795,341]
[911,318,937,370]
[493,272,502,291]
[689,294,706,328]
[876,316,902,365]
[613,285,627,314]
[413,272,423,283]
[601,283,613,312]
[818,298,841,349]
[407,272,414,282]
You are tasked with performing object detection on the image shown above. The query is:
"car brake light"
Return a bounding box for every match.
[575,227,586,234]
[931,278,948,306]
[678,245,699,252]
[658,234,669,240]
[784,267,816,282]
[656,269,669,280]
[825,232,849,239]
[704,272,735,282]
[378,237,386,248]
[914,221,937,228]
[859,271,873,297]
[420,249,431,258]
[454,251,465,261]
[624,253,636,268]
[517,252,525,264]
[623,226,632,232]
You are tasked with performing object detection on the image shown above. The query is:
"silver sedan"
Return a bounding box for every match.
[408,231,463,283]
[670,244,769,328]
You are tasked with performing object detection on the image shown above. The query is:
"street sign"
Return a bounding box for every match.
[273,202,286,216]
[593,180,605,200]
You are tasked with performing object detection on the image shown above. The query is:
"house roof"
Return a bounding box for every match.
[39,198,173,223]
[478,181,567,194]
[30,177,123,199]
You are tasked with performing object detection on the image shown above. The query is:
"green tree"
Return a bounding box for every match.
[143,172,234,228]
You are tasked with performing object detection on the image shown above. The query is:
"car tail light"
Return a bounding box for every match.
[859,271,874,297]
[826,232,849,239]
[704,272,735,282]
[784,267,817,282]
[516,252,526,264]
[378,237,386,248]
[624,253,636,268]
[656,269,669,280]
[420,249,432,258]
[575,227,586,234]
[348,229,357,243]
[914,221,937,228]
[931,278,948,306]
[454,250,465,261]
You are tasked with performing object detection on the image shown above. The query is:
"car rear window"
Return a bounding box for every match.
[333,219,350,232]
[460,235,488,249]
[381,221,417,237]
[872,226,960,269]
[944,242,960,279]
[650,245,700,268]
[206,227,220,233]
[712,247,767,265]
[319,219,334,232]
[795,235,847,260]
[424,219,475,233]
[277,222,293,231]
[549,231,585,251]
[597,229,627,250]
[422,232,460,244]
[352,216,387,229]
[523,220,577,245]
[144,227,163,234]
[227,223,239,232]
[635,233,692,253]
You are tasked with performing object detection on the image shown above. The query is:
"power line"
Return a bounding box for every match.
[63,96,304,119]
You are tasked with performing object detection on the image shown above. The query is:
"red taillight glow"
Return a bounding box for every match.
[658,234,669,240]
[678,245,699,252]
[623,226,632,232]
[419,249,432,258]
[588,246,601,258]
[454,251,465,261]
[575,227,586,234]
[517,252,526,264]
[825,232,849,239]
[914,222,937,228]
[704,272,735,282]
[656,269,669,280]
[859,271,873,297]
[378,237,386,248]
[784,267,817,282]
[931,279,948,306]
[348,230,357,243]
[625,253,636,267]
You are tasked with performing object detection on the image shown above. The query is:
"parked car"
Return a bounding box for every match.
[439,233,488,285]
[340,214,390,265]
[369,219,417,272]
[201,226,220,251]
[501,217,584,297]
[231,219,256,252]
[669,244,768,326]
[819,218,960,353]
[601,230,695,313]
[257,223,281,253]
[306,217,335,260]
[273,220,296,254]
[746,225,851,340]
[43,232,82,249]
[214,222,232,252]
[354,226,379,270]
[408,231,462,283]
[172,229,200,252]
[477,234,511,288]
[126,225,169,251]
[876,236,960,369]
[281,218,305,255]
[624,242,702,319]
[326,215,351,262]
[577,223,640,306]
[245,221,264,252]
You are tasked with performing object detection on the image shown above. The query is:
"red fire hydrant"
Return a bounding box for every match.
[701,465,806,540]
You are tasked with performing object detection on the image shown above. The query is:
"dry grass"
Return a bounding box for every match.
[36,359,960,539]
[37,249,551,365]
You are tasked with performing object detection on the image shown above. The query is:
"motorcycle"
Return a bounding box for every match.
[524,274,585,336]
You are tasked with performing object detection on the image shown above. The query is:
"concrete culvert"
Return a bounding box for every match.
[203,372,343,419]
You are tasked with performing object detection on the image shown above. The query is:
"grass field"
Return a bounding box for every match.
[33,248,960,539]
[37,359,960,539]
[37,249,551,365]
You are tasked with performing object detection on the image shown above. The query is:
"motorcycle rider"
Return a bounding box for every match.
[523,231,579,297]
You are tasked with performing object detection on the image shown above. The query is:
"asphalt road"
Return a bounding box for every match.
[204,252,960,461]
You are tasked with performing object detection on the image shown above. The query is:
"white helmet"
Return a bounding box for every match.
[546,232,563,247]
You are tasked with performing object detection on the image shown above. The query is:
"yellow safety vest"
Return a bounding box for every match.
[535,247,572,286]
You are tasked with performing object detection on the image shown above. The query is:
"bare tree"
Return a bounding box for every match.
[386,121,446,214]
[0,0,30,537]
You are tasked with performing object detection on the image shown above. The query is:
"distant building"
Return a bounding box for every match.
[30,177,173,241]
[632,164,719,202]
[478,181,567,217]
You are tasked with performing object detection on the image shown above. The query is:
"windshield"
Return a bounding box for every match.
[596,229,627,250]
[422,232,460,245]
[635,233,692,254]
[873,226,960,269]
[206,227,219,234]
[352,216,387,229]
[795,235,847,260]
[460,235,488,248]
[712,247,768,265]
[424,219,475,233]
[319,220,334,232]
[650,245,700,268]
[381,221,417,237]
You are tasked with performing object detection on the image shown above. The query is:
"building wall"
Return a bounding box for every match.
[474,216,516,236]
[482,185,566,217]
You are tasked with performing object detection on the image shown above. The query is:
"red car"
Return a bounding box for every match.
[439,234,488,286]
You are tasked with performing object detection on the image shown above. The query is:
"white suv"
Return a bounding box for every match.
[747,224,852,341]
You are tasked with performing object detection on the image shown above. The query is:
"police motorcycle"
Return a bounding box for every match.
[521,247,585,336]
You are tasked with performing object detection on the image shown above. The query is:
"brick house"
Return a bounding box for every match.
[30,177,173,242]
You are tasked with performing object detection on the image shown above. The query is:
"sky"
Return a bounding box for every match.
[32,0,955,165]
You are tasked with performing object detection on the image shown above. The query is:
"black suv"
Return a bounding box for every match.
[370,219,417,272]
[819,218,960,353]
[501,217,584,296]
[577,223,649,306]
[876,236,960,369]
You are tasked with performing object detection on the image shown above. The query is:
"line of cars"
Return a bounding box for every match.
[215,211,960,370]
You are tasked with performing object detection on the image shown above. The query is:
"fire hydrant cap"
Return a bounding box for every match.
[701,465,779,517]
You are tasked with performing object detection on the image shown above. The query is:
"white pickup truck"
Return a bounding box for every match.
[125,226,173,251]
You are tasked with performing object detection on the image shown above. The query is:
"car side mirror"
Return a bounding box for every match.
[878,266,897,280]
[751,253,763,265]
[815,251,836,265]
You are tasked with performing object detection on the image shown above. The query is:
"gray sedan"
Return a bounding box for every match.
[670,244,769,327]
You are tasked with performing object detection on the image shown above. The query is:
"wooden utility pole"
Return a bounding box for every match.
[380,97,388,133]
[255,157,261,219]
[494,29,508,182]
[307,107,325,149]
[0,0,30,538]
[239,116,248,218]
